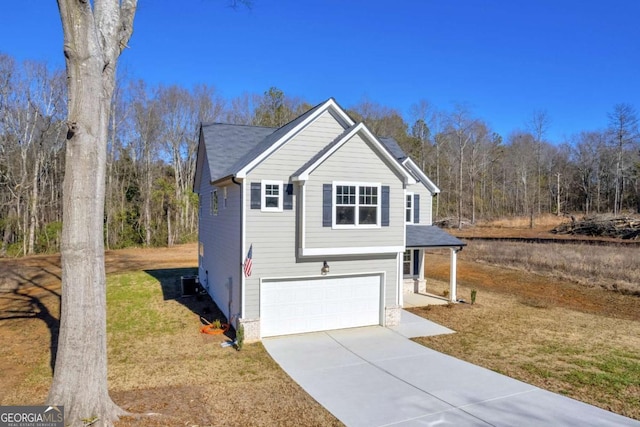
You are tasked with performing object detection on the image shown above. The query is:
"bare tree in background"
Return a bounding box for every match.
[528,109,551,225]
[47,1,137,425]
[447,104,476,229]
[608,103,639,215]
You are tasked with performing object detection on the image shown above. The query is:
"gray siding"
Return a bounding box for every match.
[197,156,242,322]
[304,133,406,249]
[407,182,434,225]
[242,113,403,318]
[250,110,347,177]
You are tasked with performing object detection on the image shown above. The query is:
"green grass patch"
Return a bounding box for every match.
[107,270,194,338]
[563,351,640,390]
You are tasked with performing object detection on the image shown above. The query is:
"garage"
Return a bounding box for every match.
[260,274,382,337]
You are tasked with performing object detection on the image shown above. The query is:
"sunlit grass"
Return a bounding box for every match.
[413,280,640,420]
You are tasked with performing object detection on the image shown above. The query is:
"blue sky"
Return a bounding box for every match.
[2,0,638,143]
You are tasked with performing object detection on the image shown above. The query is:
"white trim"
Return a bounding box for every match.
[294,122,416,185]
[402,249,414,278]
[405,192,414,224]
[397,251,403,307]
[299,245,405,257]
[261,180,283,212]
[240,179,247,322]
[212,189,219,216]
[236,99,355,179]
[299,181,306,253]
[332,181,381,229]
[260,270,386,283]
[402,158,440,194]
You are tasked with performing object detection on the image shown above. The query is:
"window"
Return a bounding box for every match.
[261,180,283,212]
[335,185,356,224]
[405,193,413,223]
[334,183,380,227]
[223,187,228,209]
[403,250,412,275]
[211,190,218,215]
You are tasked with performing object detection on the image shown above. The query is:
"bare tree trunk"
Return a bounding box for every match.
[556,172,561,216]
[458,142,463,229]
[167,206,173,247]
[48,1,137,426]
[27,155,41,254]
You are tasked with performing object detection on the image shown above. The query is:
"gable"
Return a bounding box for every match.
[195,98,355,187]
[292,123,415,185]
[235,99,354,179]
[248,109,351,180]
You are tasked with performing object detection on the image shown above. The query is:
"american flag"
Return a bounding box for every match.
[243,244,253,277]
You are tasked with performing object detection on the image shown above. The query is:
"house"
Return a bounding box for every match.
[193,98,465,341]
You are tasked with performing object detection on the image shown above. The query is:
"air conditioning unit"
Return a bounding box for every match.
[181,275,201,297]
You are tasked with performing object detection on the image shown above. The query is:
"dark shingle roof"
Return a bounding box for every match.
[378,137,408,161]
[201,123,275,182]
[406,225,466,248]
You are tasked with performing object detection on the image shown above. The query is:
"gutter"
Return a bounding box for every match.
[231,176,244,327]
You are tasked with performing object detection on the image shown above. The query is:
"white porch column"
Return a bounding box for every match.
[416,249,426,294]
[449,248,457,302]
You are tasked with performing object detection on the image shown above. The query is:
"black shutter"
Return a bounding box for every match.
[250,182,261,209]
[413,249,420,275]
[381,185,390,226]
[413,194,420,224]
[284,183,293,210]
[322,184,332,227]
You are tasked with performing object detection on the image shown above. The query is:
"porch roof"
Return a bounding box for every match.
[406,225,466,249]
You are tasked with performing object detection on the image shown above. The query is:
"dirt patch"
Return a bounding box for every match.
[2,240,638,423]
[0,244,341,426]
[426,252,639,321]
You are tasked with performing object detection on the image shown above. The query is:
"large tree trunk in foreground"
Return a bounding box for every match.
[47,1,136,426]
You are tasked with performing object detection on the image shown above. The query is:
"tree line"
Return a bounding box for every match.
[1,53,639,255]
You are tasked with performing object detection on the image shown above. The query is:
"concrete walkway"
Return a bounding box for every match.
[263,314,639,426]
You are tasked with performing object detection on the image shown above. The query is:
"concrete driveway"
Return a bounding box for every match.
[263,314,639,426]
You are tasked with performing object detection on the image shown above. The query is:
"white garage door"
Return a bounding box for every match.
[261,275,381,337]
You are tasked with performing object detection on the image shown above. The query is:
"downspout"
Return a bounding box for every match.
[232,176,243,327]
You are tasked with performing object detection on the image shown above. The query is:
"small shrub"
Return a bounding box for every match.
[471,289,477,305]
[212,319,221,329]
[235,324,244,351]
[443,289,450,298]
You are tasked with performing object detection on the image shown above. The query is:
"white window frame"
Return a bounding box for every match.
[332,181,381,229]
[405,192,414,224]
[211,189,218,216]
[261,180,283,212]
[403,250,414,277]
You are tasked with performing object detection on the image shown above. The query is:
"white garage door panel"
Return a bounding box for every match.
[261,275,381,337]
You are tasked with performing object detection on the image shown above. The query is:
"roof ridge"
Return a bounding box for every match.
[201,122,276,129]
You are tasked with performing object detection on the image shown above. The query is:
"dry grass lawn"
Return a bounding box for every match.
[415,253,640,421]
[0,245,340,427]
[2,236,639,424]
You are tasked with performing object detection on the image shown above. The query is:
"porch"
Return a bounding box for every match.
[402,225,466,306]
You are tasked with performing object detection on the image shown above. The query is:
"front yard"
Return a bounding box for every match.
[1,242,638,424]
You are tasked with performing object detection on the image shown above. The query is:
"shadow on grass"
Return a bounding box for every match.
[0,261,61,372]
[144,268,235,341]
